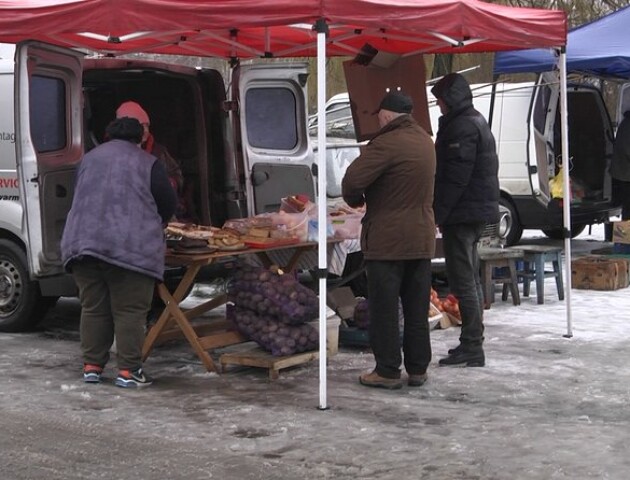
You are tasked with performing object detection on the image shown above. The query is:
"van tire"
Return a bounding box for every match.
[542,224,586,240]
[0,240,50,332]
[499,198,522,246]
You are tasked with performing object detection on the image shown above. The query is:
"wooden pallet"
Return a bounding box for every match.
[219,343,319,380]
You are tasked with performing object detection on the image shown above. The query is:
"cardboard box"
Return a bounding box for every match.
[612,220,630,245]
[571,256,630,290]
[326,287,359,322]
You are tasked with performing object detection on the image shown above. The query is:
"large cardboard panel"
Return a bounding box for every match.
[343,54,430,142]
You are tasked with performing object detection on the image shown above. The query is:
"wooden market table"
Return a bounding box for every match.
[142,240,338,374]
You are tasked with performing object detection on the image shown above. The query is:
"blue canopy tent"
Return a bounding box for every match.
[493,6,630,339]
[494,5,630,78]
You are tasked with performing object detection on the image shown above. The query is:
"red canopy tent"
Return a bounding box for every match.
[0,0,568,408]
[0,0,565,58]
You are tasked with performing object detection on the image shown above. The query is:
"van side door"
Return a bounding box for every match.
[15,41,83,277]
[232,63,315,215]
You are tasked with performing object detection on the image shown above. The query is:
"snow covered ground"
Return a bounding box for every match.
[1,223,629,479]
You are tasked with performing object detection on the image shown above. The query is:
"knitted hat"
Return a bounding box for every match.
[116,101,150,125]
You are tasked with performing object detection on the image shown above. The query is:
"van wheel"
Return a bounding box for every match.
[499,198,522,246]
[542,224,586,240]
[0,240,49,332]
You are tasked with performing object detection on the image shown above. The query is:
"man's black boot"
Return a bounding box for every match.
[439,349,485,367]
[447,344,464,355]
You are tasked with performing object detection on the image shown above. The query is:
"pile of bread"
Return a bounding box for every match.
[165,216,304,252]
[223,215,302,244]
[165,222,245,251]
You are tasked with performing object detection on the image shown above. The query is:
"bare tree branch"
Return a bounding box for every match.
[490,0,622,27]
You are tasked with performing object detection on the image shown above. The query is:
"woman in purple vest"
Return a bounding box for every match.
[61,117,177,388]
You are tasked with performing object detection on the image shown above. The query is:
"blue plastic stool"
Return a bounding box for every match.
[515,245,564,304]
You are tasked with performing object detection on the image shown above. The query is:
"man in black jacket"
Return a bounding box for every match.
[431,73,499,367]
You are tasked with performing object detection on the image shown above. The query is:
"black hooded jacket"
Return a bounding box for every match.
[431,73,500,226]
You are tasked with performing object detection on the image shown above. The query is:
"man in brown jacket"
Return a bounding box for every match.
[342,91,436,389]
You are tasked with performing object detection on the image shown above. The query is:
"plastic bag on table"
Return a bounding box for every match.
[307,219,335,242]
[280,195,318,217]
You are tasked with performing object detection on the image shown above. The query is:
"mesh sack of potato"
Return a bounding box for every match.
[351,298,405,330]
[226,264,318,325]
[227,304,318,356]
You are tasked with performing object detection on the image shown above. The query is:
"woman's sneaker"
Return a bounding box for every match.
[83,364,103,384]
[115,368,153,388]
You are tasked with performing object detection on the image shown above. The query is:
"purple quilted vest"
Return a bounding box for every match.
[61,140,165,280]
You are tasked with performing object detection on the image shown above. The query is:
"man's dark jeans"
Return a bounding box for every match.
[442,223,486,351]
[366,259,433,379]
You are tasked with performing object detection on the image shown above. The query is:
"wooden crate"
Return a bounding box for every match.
[571,256,630,291]
[612,220,630,244]
[219,343,319,380]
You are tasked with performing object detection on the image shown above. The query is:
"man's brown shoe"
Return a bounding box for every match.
[408,373,428,387]
[359,371,403,390]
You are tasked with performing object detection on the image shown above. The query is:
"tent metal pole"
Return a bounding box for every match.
[558,47,573,338]
[316,21,329,409]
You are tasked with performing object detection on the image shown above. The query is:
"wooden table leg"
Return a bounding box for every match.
[143,264,202,357]
[142,263,219,372]
[160,286,219,372]
[534,254,545,304]
[481,261,493,309]
[508,258,521,306]
[142,297,174,361]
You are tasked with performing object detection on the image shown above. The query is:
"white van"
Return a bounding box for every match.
[307,92,352,134]
[428,76,624,245]
[0,41,316,332]
[324,74,624,245]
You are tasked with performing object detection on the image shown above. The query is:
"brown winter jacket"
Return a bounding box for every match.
[342,115,436,260]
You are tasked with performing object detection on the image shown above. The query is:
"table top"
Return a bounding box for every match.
[512,244,564,253]
[165,239,341,266]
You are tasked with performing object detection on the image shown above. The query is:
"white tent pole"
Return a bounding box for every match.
[316,21,329,409]
[558,47,573,338]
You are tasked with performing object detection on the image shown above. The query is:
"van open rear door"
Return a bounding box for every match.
[232,63,315,215]
[527,72,557,207]
[15,42,83,277]
[617,83,630,126]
